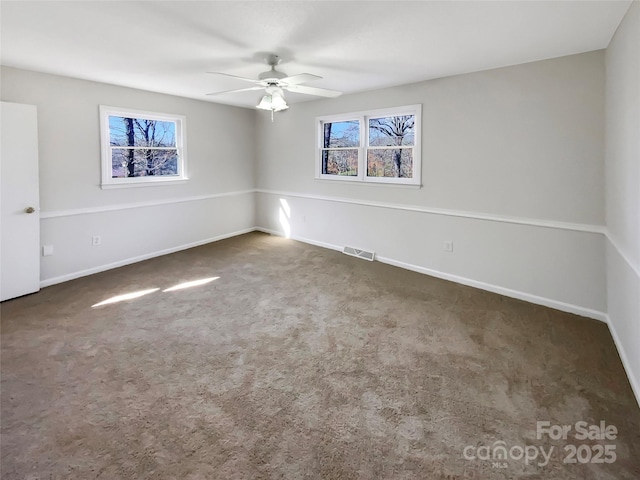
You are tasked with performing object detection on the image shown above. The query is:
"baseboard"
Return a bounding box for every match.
[605,313,640,408]
[39,227,256,288]
[49,222,605,323]
[377,256,608,323]
[258,227,608,323]
[254,227,343,253]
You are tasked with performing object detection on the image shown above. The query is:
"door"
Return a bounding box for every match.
[1,101,40,301]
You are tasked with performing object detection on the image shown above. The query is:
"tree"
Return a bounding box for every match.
[124,117,135,177]
[369,115,414,177]
[134,119,158,176]
[322,122,331,174]
[114,118,176,177]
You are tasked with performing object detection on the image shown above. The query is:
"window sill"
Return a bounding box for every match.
[314,178,422,189]
[101,179,188,189]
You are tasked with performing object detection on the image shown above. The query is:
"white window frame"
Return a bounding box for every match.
[99,105,188,189]
[316,104,422,186]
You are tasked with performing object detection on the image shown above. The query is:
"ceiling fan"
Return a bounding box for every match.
[206,54,342,120]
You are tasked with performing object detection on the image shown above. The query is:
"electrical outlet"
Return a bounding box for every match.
[42,245,54,256]
[443,240,453,252]
[92,236,101,246]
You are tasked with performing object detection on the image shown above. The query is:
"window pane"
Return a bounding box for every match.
[368,115,415,146]
[322,149,358,176]
[367,148,413,178]
[111,149,179,178]
[109,116,176,147]
[322,120,359,148]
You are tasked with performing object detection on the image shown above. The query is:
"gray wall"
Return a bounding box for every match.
[0,67,256,284]
[255,51,607,317]
[605,0,640,401]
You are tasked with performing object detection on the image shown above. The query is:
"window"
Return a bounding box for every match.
[316,105,421,185]
[320,119,361,176]
[99,106,187,188]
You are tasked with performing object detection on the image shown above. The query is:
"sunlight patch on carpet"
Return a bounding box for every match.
[163,277,219,292]
[91,288,160,307]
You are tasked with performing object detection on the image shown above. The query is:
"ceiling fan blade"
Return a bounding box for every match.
[206,72,262,84]
[284,84,343,98]
[206,86,263,96]
[279,73,322,86]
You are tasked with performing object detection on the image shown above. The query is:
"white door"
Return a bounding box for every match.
[1,102,40,301]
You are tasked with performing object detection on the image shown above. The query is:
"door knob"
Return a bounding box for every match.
[25,206,36,214]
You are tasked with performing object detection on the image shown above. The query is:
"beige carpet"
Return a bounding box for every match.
[2,232,639,479]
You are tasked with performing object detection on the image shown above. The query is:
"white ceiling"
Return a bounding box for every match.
[0,0,632,109]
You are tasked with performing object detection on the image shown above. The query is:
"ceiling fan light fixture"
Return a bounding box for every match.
[256,87,289,122]
[257,94,288,111]
[256,94,273,111]
[271,91,288,111]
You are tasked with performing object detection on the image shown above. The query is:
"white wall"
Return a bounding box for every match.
[256,51,607,317]
[605,1,640,401]
[0,67,256,284]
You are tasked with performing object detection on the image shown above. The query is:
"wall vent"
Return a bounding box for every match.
[342,246,375,261]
